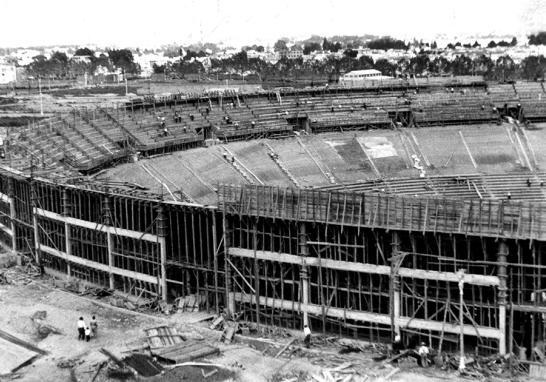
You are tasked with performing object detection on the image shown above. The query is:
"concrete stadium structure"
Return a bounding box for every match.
[2,76,546,357]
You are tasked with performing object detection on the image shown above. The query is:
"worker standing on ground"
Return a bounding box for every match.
[85,326,91,342]
[303,324,311,348]
[90,315,98,337]
[77,317,86,341]
[418,342,430,367]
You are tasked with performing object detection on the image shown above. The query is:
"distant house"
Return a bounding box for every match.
[72,55,93,64]
[279,49,303,60]
[0,64,16,84]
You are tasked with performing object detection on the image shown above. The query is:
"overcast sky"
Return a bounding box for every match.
[1,0,545,48]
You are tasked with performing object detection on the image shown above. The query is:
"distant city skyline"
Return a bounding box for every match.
[1,0,545,48]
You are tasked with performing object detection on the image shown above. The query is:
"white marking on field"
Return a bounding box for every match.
[356,137,398,158]
[323,140,344,148]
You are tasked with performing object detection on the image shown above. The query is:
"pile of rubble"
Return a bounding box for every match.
[0,264,41,285]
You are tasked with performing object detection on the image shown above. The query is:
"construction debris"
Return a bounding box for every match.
[151,339,220,364]
[145,325,186,348]
[122,353,163,377]
[175,293,207,312]
[31,310,62,339]
[220,322,238,344]
[274,338,296,358]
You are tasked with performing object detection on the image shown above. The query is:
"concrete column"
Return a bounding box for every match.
[222,212,235,315]
[102,194,114,289]
[30,180,40,266]
[7,178,16,253]
[156,204,168,302]
[299,223,309,326]
[391,231,401,337]
[62,189,71,279]
[497,240,509,356]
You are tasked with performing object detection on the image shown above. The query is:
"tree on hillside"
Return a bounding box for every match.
[529,32,546,45]
[374,59,396,76]
[367,37,407,50]
[358,55,374,69]
[450,55,473,75]
[495,55,516,81]
[520,55,546,80]
[74,47,95,57]
[428,56,450,74]
[408,55,430,75]
[303,42,321,55]
[274,39,288,52]
[108,49,139,74]
[343,49,358,59]
[27,55,49,77]
[473,54,494,78]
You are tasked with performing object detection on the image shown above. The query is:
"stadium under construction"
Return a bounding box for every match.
[2,76,546,357]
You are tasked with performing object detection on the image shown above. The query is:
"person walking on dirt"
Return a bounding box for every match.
[90,316,98,337]
[303,325,312,348]
[85,327,91,342]
[77,317,86,341]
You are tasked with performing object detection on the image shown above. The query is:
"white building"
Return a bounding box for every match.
[339,69,394,87]
[0,64,16,84]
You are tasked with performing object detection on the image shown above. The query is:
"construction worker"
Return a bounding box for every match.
[90,315,98,337]
[303,325,312,348]
[85,326,91,342]
[77,317,86,341]
[418,342,430,367]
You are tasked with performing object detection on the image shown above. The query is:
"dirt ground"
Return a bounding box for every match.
[0,266,535,382]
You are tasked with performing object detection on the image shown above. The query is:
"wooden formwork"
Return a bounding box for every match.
[218,184,546,356]
[3,165,546,356]
[0,167,224,311]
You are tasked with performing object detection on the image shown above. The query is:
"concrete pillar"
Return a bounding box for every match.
[62,189,71,279]
[222,212,235,316]
[391,231,401,337]
[299,223,309,326]
[102,193,114,289]
[497,240,509,356]
[30,180,40,266]
[7,178,16,253]
[156,204,168,302]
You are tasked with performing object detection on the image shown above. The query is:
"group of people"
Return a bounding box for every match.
[77,316,98,342]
